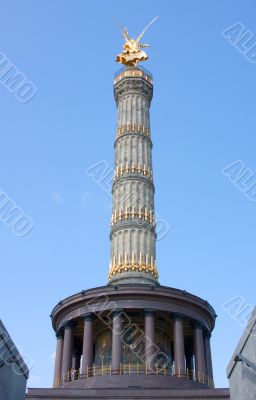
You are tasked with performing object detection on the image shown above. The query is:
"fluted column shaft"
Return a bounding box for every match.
[194,323,206,381]
[144,309,155,371]
[53,332,63,387]
[173,315,186,376]
[61,323,74,380]
[109,68,158,284]
[81,314,94,375]
[112,310,122,373]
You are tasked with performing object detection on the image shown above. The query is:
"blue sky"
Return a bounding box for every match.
[0,0,255,389]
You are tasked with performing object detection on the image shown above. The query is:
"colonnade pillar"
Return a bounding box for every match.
[144,309,155,371]
[173,314,186,377]
[112,309,122,373]
[204,331,214,384]
[61,322,75,380]
[53,331,64,388]
[194,323,206,381]
[81,313,94,375]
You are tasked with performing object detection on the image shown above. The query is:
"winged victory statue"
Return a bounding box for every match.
[114,16,159,67]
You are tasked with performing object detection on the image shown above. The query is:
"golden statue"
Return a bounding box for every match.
[114,16,159,67]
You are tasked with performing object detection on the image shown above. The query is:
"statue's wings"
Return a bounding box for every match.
[111,15,130,41]
[136,16,159,42]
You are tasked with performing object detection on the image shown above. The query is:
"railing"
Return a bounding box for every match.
[114,66,153,84]
[57,363,214,388]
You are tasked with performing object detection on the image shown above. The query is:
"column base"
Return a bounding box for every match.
[108,272,158,286]
[174,373,187,378]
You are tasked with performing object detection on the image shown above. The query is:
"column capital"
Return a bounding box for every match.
[191,320,204,330]
[144,308,156,316]
[172,312,185,321]
[56,331,64,339]
[112,308,123,317]
[114,76,153,105]
[204,330,212,339]
[63,320,76,330]
[82,313,95,322]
